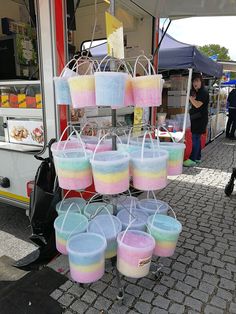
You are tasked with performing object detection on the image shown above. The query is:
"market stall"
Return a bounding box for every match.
[154,30,223,159]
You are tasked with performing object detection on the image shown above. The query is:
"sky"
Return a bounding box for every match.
[160,16,236,61]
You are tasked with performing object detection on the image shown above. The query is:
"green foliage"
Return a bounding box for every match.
[198,44,231,61]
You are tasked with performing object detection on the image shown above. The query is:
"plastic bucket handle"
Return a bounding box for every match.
[89,203,118,239]
[57,189,84,214]
[59,202,83,233]
[133,54,155,77]
[120,218,137,243]
[59,58,77,77]
[157,125,176,143]
[141,130,156,161]
[92,133,123,161]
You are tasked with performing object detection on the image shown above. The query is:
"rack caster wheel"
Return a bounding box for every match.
[225,182,234,196]
[116,287,124,303]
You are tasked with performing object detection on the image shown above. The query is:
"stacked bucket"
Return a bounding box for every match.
[52,55,184,283]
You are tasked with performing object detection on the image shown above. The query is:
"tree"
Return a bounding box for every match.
[198,44,231,61]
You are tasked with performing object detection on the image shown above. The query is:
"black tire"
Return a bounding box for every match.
[225,182,234,196]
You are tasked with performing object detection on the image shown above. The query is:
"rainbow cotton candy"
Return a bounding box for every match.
[130,149,168,191]
[67,233,107,284]
[160,143,186,176]
[91,151,130,195]
[54,150,92,190]
[68,75,96,108]
[147,214,182,257]
[132,74,162,107]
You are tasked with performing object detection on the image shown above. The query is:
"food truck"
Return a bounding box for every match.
[0,0,236,210]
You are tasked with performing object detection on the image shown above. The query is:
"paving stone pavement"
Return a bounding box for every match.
[49,135,236,314]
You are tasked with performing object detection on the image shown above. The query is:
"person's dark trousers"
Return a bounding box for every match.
[190,133,201,161]
[226,108,236,138]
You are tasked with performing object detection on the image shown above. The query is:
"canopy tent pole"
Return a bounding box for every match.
[181,68,193,141]
[214,80,222,139]
[151,17,159,127]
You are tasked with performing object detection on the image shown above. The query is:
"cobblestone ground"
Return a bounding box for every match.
[50,135,236,314]
[0,203,36,260]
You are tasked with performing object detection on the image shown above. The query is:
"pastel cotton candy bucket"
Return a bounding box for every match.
[131,74,162,107]
[53,150,92,190]
[54,77,72,105]
[54,213,88,255]
[147,214,182,257]
[67,232,107,283]
[87,214,122,258]
[130,149,168,191]
[56,197,86,216]
[68,75,96,108]
[113,195,139,212]
[137,199,169,216]
[95,72,128,107]
[159,142,186,176]
[83,202,113,219]
[90,151,130,195]
[117,209,148,231]
[117,230,155,278]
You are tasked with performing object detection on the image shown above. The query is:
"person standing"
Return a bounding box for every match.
[183,73,209,167]
[225,87,236,139]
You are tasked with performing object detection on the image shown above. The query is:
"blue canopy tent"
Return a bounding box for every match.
[158,31,223,78]
[222,80,236,86]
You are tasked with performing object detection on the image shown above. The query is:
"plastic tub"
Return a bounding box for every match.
[132,74,162,107]
[68,75,96,108]
[87,214,122,258]
[159,142,186,176]
[117,230,155,278]
[67,232,107,283]
[83,202,113,219]
[137,199,169,216]
[113,195,139,212]
[54,213,88,255]
[117,209,148,231]
[95,72,128,107]
[54,77,72,105]
[90,151,130,195]
[130,149,168,191]
[53,149,92,190]
[147,214,182,257]
[56,197,86,216]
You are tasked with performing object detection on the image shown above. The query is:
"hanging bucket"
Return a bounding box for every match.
[84,202,113,219]
[130,132,168,191]
[53,59,77,105]
[117,209,148,231]
[56,197,86,216]
[54,212,88,255]
[95,72,128,107]
[91,150,130,195]
[147,214,182,257]
[131,55,163,108]
[117,229,155,278]
[87,214,122,258]
[113,195,139,212]
[54,149,92,190]
[137,198,169,216]
[68,75,96,108]
[159,142,186,176]
[67,232,107,283]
